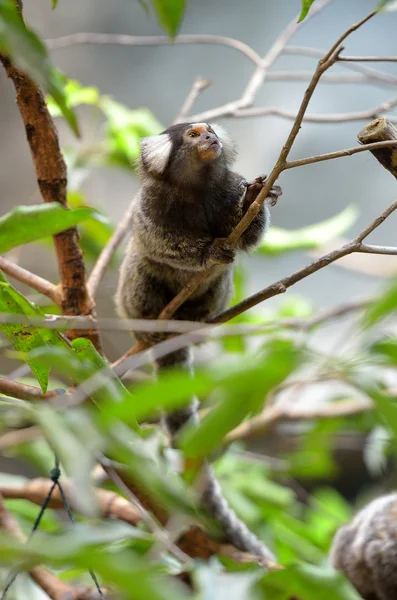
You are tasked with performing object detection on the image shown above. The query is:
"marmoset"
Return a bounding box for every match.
[116,121,281,561]
[331,492,397,599]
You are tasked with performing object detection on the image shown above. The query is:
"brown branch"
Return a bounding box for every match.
[211,197,397,324]
[284,139,397,170]
[0,11,101,353]
[225,399,373,445]
[0,493,102,600]
[0,376,61,401]
[154,12,376,324]
[357,117,397,178]
[0,257,62,305]
[284,45,397,87]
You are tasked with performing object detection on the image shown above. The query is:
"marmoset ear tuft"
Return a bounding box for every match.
[140,133,173,175]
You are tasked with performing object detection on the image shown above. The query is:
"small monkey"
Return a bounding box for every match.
[331,492,397,599]
[116,122,281,561]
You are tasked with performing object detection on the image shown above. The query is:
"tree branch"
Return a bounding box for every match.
[0,376,61,401]
[225,399,373,445]
[0,7,102,353]
[0,256,62,305]
[357,117,397,178]
[284,45,397,87]
[155,11,377,324]
[338,55,397,62]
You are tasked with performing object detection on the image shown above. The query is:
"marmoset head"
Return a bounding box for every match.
[139,122,237,186]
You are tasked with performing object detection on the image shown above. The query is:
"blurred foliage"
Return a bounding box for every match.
[299,0,397,20]
[1,2,397,598]
[0,0,79,134]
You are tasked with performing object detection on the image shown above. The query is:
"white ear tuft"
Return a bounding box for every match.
[210,123,237,164]
[140,133,173,175]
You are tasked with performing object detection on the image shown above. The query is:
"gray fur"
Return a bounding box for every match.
[116,122,275,560]
[331,493,397,599]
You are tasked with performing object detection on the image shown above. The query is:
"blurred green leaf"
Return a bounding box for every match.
[261,563,361,599]
[102,99,163,167]
[298,0,316,21]
[0,203,94,253]
[0,272,68,393]
[194,562,262,600]
[377,0,397,10]
[151,0,186,36]
[0,1,79,134]
[36,405,103,516]
[52,0,58,7]
[67,191,114,261]
[0,530,189,600]
[180,339,301,458]
[47,79,100,116]
[371,336,397,363]
[259,206,358,255]
[362,278,397,328]
[31,339,138,429]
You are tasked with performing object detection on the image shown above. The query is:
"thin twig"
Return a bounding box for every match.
[173,77,212,124]
[0,426,42,451]
[0,257,62,305]
[46,32,263,67]
[212,196,397,323]
[339,55,397,62]
[155,12,377,324]
[284,139,397,170]
[284,45,397,86]
[87,199,135,298]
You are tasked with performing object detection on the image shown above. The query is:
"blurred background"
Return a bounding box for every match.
[1,0,397,498]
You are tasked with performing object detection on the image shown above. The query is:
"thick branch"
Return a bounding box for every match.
[0,26,101,352]
[0,256,62,305]
[0,376,60,401]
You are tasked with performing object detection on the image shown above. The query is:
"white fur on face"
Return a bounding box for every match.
[140,133,173,175]
[210,123,237,163]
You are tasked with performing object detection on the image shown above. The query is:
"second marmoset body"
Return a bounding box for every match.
[116,121,280,560]
[331,492,397,599]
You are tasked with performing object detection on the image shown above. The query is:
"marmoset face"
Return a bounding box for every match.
[182,123,223,162]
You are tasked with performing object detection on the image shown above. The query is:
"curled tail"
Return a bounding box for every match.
[155,348,275,562]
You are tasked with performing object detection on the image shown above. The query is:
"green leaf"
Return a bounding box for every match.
[261,563,361,599]
[47,79,100,116]
[0,2,79,135]
[36,405,104,516]
[298,0,317,22]
[377,0,397,11]
[0,203,94,253]
[30,340,138,429]
[180,340,301,458]
[259,206,358,255]
[362,277,397,328]
[151,0,186,37]
[101,99,163,168]
[0,272,67,392]
[52,0,58,7]
[0,530,189,600]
